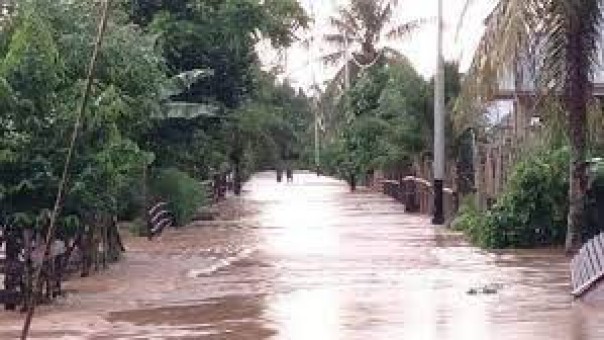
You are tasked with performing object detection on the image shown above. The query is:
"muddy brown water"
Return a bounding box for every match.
[0,171,603,339]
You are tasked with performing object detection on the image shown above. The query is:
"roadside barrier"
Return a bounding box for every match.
[381,176,458,221]
[147,201,173,239]
[571,233,604,298]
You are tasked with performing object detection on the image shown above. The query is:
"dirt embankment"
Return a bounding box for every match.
[0,195,263,339]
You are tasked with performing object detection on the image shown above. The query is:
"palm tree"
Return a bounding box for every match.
[322,0,423,92]
[462,1,603,252]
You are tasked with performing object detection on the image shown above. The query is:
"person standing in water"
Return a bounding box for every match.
[286,168,293,183]
[276,168,283,182]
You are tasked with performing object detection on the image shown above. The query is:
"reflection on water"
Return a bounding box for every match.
[2,171,604,339]
[267,288,341,340]
[247,172,604,340]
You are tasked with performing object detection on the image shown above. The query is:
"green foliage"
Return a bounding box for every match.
[131,0,311,184]
[348,67,390,117]
[150,168,208,226]
[0,0,164,231]
[452,194,485,239]
[134,0,307,108]
[260,0,309,47]
[0,0,310,238]
[320,61,433,182]
[238,75,312,165]
[456,148,570,248]
[121,218,146,237]
[1,8,63,99]
[321,0,421,96]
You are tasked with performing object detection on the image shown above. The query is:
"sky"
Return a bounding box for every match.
[258,0,497,93]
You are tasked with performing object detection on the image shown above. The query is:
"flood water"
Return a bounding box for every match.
[1,171,604,339]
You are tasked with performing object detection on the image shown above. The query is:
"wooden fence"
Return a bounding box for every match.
[381,176,458,221]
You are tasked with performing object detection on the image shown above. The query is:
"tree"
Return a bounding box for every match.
[322,0,422,91]
[0,1,313,313]
[0,0,311,237]
[0,0,165,276]
[462,0,603,252]
[319,60,435,188]
[128,0,307,108]
[126,0,309,193]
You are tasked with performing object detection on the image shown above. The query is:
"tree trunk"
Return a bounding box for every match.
[233,158,242,195]
[564,26,590,253]
[107,217,125,262]
[349,175,356,192]
[101,223,108,270]
[473,138,483,210]
[62,232,81,273]
[4,227,22,311]
[22,229,33,311]
[565,107,588,253]
[231,127,243,196]
[81,226,93,277]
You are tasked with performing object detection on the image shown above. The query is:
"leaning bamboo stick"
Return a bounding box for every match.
[20,1,111,338]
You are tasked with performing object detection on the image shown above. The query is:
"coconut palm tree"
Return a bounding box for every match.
[461,0,603,252]
[322,0,423,92]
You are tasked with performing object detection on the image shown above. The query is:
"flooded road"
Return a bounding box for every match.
[1,171,604,339]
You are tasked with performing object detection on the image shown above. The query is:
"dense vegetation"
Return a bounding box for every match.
[454,148,570,248]
[0,0,311,265]
[318,0,604,251]
[461,0,604,252]
[321,61,429,186]
[2,0,602,282]
[319,58,461,190]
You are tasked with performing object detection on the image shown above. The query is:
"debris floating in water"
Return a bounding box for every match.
[467,283,502,295]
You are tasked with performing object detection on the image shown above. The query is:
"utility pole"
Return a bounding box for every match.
[314,101,320,173]
[344,34,353,123]
[344,35,350,91]
[432,0,445,225]
[309,0,321,174]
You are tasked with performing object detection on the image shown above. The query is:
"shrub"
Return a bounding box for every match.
[123,218,146,237]
[584,159,604,240]
[456,148,569,248]
[149,168,209,226]
[453,194,490,246]
[116,176,145,221]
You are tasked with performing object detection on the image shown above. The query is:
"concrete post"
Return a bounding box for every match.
[432,0,446,225]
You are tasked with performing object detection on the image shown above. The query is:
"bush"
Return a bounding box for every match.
[456,148,569,248]
[116,176,145,221]
[123,218,146,237]
[584,159,604,240]
[149,168,209,226]
[452,194,487,243]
